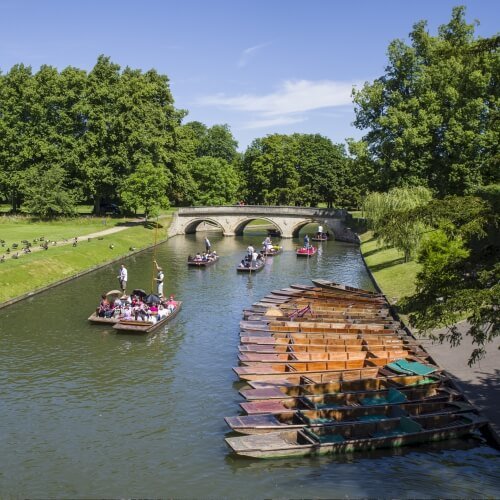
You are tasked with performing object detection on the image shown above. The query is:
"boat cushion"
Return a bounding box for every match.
[387,388,407,404]
[387,359,437,376]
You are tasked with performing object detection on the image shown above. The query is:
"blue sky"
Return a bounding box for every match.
[0,0,498,150]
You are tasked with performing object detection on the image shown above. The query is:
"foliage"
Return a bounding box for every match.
[242,133,348,206]
[352,6,499,196]
[190,157,239,205]
[401,192,499,364]
[120,162,170,218]
[363,186,432,261]
[22,165,77,217]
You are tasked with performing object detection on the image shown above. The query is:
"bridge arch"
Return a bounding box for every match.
[183,218,225,235]
[291,219,316,238]
[233,217,284,237]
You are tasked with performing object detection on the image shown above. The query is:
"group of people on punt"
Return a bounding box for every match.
[239,244,265,268]
[261,236,276,254]
[188,250,217,262]
[97,293,178,323]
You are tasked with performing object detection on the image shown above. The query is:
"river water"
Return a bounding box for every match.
[1,228,499,498]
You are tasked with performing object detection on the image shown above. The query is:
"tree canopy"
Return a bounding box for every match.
[352,6,499,196]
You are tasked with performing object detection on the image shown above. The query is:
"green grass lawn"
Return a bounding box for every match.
[360,231,421,304]
[0,215,172,304]
[0,216,131,248]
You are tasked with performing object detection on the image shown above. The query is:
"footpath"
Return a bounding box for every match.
[414,322,500,446]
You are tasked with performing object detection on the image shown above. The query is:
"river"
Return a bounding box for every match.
[1,227,499,498]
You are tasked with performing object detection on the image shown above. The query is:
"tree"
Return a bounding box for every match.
[0,64,36,212]
[294,134,347,207]
[191,157,239,205]
[363,186,432,262]
[352,6,499,195]
[242,135,300,205]
[401,189,499,364]
[198,124,239,163]
[120,162,170,218]
[22,165,77,217]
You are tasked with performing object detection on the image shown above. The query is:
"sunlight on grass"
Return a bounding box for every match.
[360,231,420,303]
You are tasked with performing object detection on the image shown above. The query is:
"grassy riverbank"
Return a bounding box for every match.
[0,215,172,304]
[359,231,421,304]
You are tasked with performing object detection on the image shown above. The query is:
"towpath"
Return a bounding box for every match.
[414,322,500,445]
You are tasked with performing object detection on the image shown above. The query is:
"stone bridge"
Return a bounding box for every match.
[168,206,359,243]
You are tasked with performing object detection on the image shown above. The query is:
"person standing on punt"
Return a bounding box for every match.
[154,260,165,298]
[118,263,128,295]
[304,234,310,249]
[205,237,211,253]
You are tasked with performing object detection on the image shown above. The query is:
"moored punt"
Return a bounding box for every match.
[239,384,457,414]
[225,400,474,434]
[238,350,394,366]
[233,357,438,382]
[310,279,382,297]
[240,373,444,401]
[87,312,119,325]
[296,246,317,256]
[112,302,182,334]
[240,320,399,333]
[225,412,488,458]
[237,366,383,385]
[187,255,219,267]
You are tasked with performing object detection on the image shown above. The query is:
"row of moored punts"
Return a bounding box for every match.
[224,280,489,459]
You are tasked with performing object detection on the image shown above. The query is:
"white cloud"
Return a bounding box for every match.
[237,42,271,68]
[198,79,356,117]
[243,115,306,129]
[197,79,357,130]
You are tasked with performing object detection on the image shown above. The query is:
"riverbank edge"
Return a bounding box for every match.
[0,226,172,311]
[358,239,500,448]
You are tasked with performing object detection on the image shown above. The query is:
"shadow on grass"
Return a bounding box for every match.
[363,246,384,258]
[369,257,405,272]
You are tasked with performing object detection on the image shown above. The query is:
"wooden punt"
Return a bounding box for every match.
[226,400,474,434]
[187,256,219,267]
[238,351,375,366]
[239,383,456,414]
[304,280,382,297]
[87,312,119,325]
[240,373,444,401]
[240,320,398,333]
[239,340,407,354]
[311,234,329,241]
[233,356,437,382]
[296,246,317,256]
[262,246,283,257]
[225,412,488,458]
[237,260,265,273]
[112,302,182,334]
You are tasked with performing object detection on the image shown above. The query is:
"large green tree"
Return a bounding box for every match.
[120,162,170,218]
[190,157,239,205]
[352,6,499,195]
[401,188,499,364]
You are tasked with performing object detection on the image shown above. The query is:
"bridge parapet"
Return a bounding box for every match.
[177,205,347,218]
[169,205,354,240]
